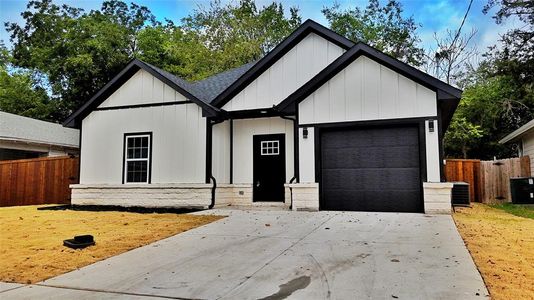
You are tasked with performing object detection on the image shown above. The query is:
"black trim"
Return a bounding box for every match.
[77,126,82,182]
[94,101,192,111]
[122,132,153,184]
[300,117,434,128]
[276,43,462,128]
[210,19,355,108]
[230,119,234,184]
[63,59,219,128]
[280,114,298,184]
[312,119,428,212]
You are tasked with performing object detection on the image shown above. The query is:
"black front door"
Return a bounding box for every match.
[253,134,286,202]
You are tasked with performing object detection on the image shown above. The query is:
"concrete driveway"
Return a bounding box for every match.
[2,209,488,299]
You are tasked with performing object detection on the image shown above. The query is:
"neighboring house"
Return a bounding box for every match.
[0,111,79,160]
[64,20,461,213]
[500,119,534,176]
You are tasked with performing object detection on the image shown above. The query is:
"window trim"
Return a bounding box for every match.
[122,132,153,184]
[260,140,280,156]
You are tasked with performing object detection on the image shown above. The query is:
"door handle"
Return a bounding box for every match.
[256,181,260,187]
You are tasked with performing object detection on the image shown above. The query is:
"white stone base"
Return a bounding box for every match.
[70,184,213,208]
[286,183,319,211]
[214,184,290,208]
[423,182,454,214]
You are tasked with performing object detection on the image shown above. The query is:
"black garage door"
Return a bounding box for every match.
[320,126,422,212]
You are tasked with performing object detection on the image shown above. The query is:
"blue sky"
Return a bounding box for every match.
[0,0,523,53]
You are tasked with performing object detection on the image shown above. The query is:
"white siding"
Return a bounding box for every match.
[98,69,187,108]
[298,56,437,124]
[522,131,534,176]
[80,104,206,184]
[212,121,231,184]
[223,33,345,111]
[299,127,315,183]
[232,117,294,184]
[426,120,441,182]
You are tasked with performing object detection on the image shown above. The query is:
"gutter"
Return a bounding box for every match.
[207,118,226,209]
[280,114,298,210]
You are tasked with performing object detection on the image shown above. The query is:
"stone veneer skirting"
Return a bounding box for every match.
[214,184,290,207]
[286,183,319,211]
[70,184,213,208]
[423,182,454,214]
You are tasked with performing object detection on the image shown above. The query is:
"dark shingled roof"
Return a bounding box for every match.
[143,60,256,104]
[191,61,257,103]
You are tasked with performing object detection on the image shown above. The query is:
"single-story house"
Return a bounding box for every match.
[500,119,534,175]
[64,20,460,213]
[0,111,79,160]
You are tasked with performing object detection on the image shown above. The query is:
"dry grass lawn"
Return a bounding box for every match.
[454,203,534,300]
[0,205,223,284]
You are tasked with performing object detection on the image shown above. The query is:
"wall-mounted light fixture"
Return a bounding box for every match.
[428,120,434,132]
[303,127,309,139]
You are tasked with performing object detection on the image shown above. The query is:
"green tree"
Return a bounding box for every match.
[182,0,301,73]
[444,117,484,158]
[322,0,424,66]
[5,0,158,118]
[0,45,53,120]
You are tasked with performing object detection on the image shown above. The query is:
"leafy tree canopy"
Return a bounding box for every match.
[322,0,424,66]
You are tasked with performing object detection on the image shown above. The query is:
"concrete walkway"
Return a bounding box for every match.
[2,209,488,299]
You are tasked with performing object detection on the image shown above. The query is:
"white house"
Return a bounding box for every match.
[64,20,460,213]
[500,119,534,175]
[0,111,79,160]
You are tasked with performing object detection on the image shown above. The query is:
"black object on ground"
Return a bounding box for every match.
[64,235,95,249]
[510,177,534,204]
[452,182,470,207]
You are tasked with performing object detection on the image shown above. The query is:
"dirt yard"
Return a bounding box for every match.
[0,205,223,284]
[454,203,534,300]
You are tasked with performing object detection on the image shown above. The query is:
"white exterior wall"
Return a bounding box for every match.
[522,131,534,176]
[212,121,231,184]
[232,117,294,184]
[99,69,187,107]
[223,33,345,111]
[426,119,441,182]
[299,127,315,183]
[80,104,206,184]
[299,56,437,124]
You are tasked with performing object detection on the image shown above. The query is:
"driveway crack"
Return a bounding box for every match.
[216,213,337,299]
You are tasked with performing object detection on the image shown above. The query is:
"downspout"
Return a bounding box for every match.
[207,118,225,209]
[280,114,297,210]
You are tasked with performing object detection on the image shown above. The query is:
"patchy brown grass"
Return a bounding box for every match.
[0,205,223,284]
[453,203,534,300]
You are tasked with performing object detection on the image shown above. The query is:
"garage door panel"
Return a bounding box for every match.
[322,190,421,212]
[322,168,420,190]
[322,127,419,149]
[321,125,422,212]
[321,146,420,169]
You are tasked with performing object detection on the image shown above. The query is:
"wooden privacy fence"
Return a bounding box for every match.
[0,156,79,207]
[444,156,531,203]
[444,159,481,203]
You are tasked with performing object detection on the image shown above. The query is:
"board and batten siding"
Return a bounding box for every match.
[223,33,345,111]
[521,131,534,176]
[297,55,442,183]
[299,56,437,124]
[81,106,206,184]
[212,121,231,184]
[99,69,188,108]
[232,117,294,184]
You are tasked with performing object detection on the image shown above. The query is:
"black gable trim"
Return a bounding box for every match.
[210,19,355,108]
[275,42,462,130]
[63,59,219,128]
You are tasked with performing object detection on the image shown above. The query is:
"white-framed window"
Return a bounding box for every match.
[261,140,279,156]
[124,133,151,183]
